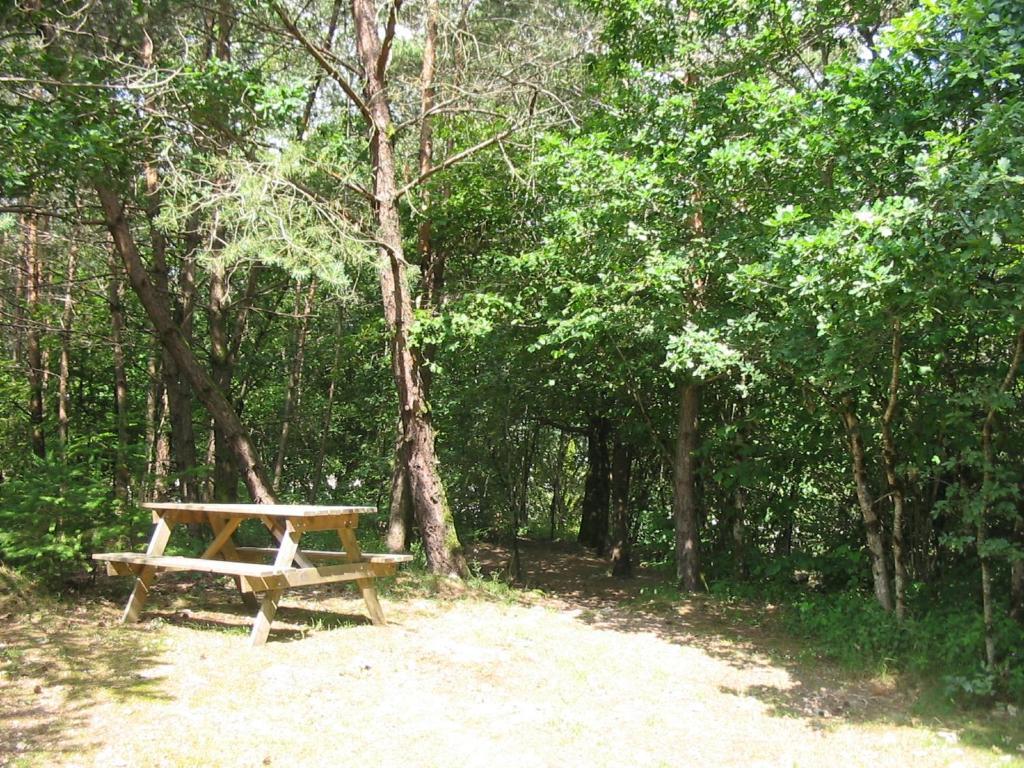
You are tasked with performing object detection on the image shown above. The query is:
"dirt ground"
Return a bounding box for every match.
[1,541,1021,768]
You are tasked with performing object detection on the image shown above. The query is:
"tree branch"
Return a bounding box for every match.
[269,0,371,123]
[393,93,537,201]
[377,0,403,85]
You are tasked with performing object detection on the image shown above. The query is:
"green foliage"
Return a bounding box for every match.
[0,438,147,584]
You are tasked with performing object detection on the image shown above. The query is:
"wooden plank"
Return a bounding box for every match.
[243,562,396,592]
[289,514,359,532]
[200,515,243,559]
[122,515,174,624]
[144,502,377,518]
[234,547,413,564]
[151,508,208,525]
[94,553,283,578]
[249,522,302,647]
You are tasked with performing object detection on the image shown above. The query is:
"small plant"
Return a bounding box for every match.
[944,668,996,702]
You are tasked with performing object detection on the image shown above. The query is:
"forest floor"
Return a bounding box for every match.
[1,540,1022,768]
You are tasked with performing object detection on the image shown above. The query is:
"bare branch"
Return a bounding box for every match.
[269,0,371,123]
[377,0,403,85]
[394,91,537,199]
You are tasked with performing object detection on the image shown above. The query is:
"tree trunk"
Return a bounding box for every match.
[146,166,199,501]
[674,382,702,591]
[733,485,748,579]
[208,253,238,502]
[97,186,277,505]
[385,437,415,553]
[609,438,633,578]
[879,320,908,619]
[310,306,344,504]
[841,401,894,612]
[57,238,77,449]
[508,423,539,583]
[22,214,45,459]
[549,431,569,540]
[979,327,1024,666]
[578,416,610,553]
[1011,512,1024,623]
[273,279,316,491]
[107,247,131,502]
[351,0,467,578]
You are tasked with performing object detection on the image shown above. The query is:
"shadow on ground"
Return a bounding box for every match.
[471,539,1024,758]
[0,580,168,766]
[141,574,374,643]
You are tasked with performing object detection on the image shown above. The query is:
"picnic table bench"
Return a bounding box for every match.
[94,502,412,646]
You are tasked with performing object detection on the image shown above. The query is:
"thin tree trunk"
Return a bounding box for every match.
[273,279,316,491]
[609,438,633,578]
[508,423,539,583]
[97,186,277,505]
[310,306,344,504]
[733,485,748,579]
[979,327,1024,666]
[549,431,568,540]
[351,0,467,578]
[1011,511,1024,623]
[11,228,25,366]
[23,214,45,459]
[674,382,702,591]
[57,238,77,449]
[879,320,908,620]
[107,247,131,503]
[153,387,171,500]
[841,401,894,612]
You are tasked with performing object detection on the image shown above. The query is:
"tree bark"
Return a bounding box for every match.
[609,438,633,578]
[841,401,894,612]
[57,237,77,449]
[549,430,569,540]
[674,382,702,591]
[208,251,238,502]
[22,214,45,459]
[508,423,539,583]
[107,247,131,502]
[385,434,415,553]
[310,305,344,504]
[578,416,610,553]
[97,186,277,505]
[146,167,199,501]
[273,279,316,491]
[879,320,908,619]
[1011,511,1024,623]
[351,0,467,578]
[979,326,1024,666]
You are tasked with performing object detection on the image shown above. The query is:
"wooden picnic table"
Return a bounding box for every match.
[93,502,412,646]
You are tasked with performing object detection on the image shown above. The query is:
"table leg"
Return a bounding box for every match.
[260,515,315,568]
[207,514,259,611]
[338,527,386,626]
[250,522,301,647]
[122,515,175,624]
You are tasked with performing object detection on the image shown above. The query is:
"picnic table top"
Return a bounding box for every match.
[143,502,378,518]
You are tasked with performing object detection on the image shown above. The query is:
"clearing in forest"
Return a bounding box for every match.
[1,542,1021,768]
